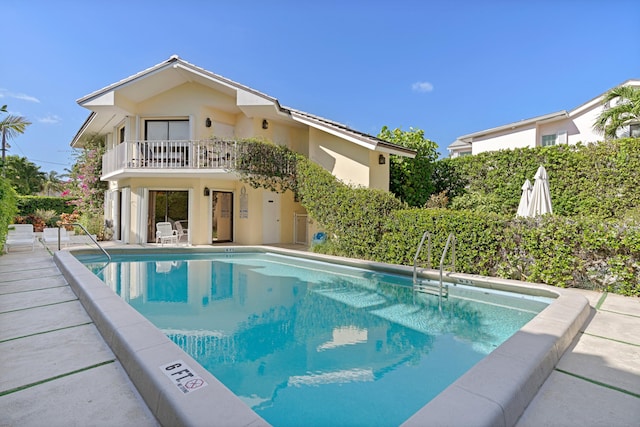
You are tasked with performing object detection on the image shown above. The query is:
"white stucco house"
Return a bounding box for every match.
[71,55,415,247]
[448,79,640,158]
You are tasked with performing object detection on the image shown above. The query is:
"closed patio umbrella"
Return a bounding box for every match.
[516,179,533,217]
[527,166,553,216]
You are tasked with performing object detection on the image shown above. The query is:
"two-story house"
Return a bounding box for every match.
[71,55,415,246]
[447,79,640,158]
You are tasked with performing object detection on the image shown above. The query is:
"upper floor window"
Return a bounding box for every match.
[118,126,125,144]
[541,134,557,147]
[146,120,189,141]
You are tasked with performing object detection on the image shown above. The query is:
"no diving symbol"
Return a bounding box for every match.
[184,378,205,390]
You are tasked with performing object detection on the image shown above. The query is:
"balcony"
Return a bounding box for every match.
[101,139,238,179]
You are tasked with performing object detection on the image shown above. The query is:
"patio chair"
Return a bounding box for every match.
[155,222,178,246]
[42,227,71,248]
[5,224,36,252]
[175,220,188,243]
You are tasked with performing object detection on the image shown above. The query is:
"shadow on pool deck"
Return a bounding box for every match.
[1,242,638,426]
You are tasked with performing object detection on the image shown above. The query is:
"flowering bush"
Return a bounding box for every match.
[65,134,108,236]
[57,211,80,231]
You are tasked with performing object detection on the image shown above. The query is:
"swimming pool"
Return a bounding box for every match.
[77,250,553,426]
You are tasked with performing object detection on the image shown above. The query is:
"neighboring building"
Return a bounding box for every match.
[72,55,415,246]
[448,79,640,158]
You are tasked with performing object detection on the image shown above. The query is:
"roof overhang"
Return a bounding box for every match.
[458,110,569,142]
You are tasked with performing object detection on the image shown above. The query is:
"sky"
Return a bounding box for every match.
[2,0,639,174]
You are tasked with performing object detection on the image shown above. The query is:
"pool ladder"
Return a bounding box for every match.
[413,231,456,299]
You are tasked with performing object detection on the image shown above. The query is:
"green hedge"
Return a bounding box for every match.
[435,138,640,219]
[0,177,19,251]
[236,139,639,296]
[296,155,404,258]
[16,196,75,217]
[372,210,639,296]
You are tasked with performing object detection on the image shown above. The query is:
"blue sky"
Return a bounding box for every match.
[2,0,639,174]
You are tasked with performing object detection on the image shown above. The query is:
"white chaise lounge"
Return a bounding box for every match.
[5,224,36,252]
[42,227,71,248]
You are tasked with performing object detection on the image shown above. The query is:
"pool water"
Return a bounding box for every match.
[80,252,550,427]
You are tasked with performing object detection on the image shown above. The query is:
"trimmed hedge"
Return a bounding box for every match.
[372,210,639,296]
[236,139,639,296]
[296,156,404,258]
[16,196,75,217]
[0,177,19,251]
[435,138,640,219]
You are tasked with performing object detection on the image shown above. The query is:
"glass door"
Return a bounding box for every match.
[212,191,233,243]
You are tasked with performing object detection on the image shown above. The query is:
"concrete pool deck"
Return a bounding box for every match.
[1,243,639,426]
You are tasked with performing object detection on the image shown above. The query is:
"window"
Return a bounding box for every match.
[145,120,189,141]
[630,124,640,138]
[118,126,125,144]
[541,134,557,147]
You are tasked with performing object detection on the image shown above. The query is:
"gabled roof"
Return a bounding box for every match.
[72,55,415,158]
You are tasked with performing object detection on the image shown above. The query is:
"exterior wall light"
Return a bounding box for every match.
[262,119,269,129]
[378,154,386,165]
[205,117,212,127]
[204,187,210,196]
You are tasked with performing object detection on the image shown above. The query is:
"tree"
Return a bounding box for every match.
[65,133,108,234]
[377,126,439,207]
[42,170,67,196]
[1,111,32,169]
[593,85,640,139]
[4,155,45,195]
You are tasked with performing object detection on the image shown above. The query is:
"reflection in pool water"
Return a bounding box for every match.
[82,252,550,427]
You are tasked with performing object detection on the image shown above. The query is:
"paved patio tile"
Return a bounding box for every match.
[0,300,91,342]
[0,324,114,393]
[0,286,77,313]
[0,361,158,427]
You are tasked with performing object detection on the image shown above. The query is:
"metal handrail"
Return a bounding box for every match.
[439,233,456,292]
[413,231,432,286]
[60,223,111,262]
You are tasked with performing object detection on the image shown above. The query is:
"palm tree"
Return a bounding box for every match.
[593,85,640,139]
[1,112,32,173]
[42,170,67,196]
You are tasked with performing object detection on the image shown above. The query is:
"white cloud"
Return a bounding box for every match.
[39,114,61,124]
[411,81,434,93]
[0,89,40,103]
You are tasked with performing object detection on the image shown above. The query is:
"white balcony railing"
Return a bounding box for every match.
[102,139,238,175]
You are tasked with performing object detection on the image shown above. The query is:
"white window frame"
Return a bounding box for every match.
[541,134,557,147]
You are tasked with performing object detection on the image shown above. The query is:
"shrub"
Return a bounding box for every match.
[0,177,19,251]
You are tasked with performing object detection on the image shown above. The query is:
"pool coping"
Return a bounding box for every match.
[54,246,590,427]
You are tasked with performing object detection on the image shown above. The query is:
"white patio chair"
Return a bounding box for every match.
[42,227,71,248]
[5,224,36,252]
[175,220,188,243]
[155,222,178,246]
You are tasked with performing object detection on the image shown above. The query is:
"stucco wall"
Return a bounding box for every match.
[472,126,537,154]
[308,128,371,187]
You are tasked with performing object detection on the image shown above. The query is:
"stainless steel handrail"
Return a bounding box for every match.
[413,231,432,286]
[439,233,456,294]
[60,223,111,262]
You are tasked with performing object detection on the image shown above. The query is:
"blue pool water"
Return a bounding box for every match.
[79,251,551,426]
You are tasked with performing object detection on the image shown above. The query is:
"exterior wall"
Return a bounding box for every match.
[369,151,389,191]
[569,106,604,144]
[308,128,371,187]
[136,83,236,140]
[472,126,537,155]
